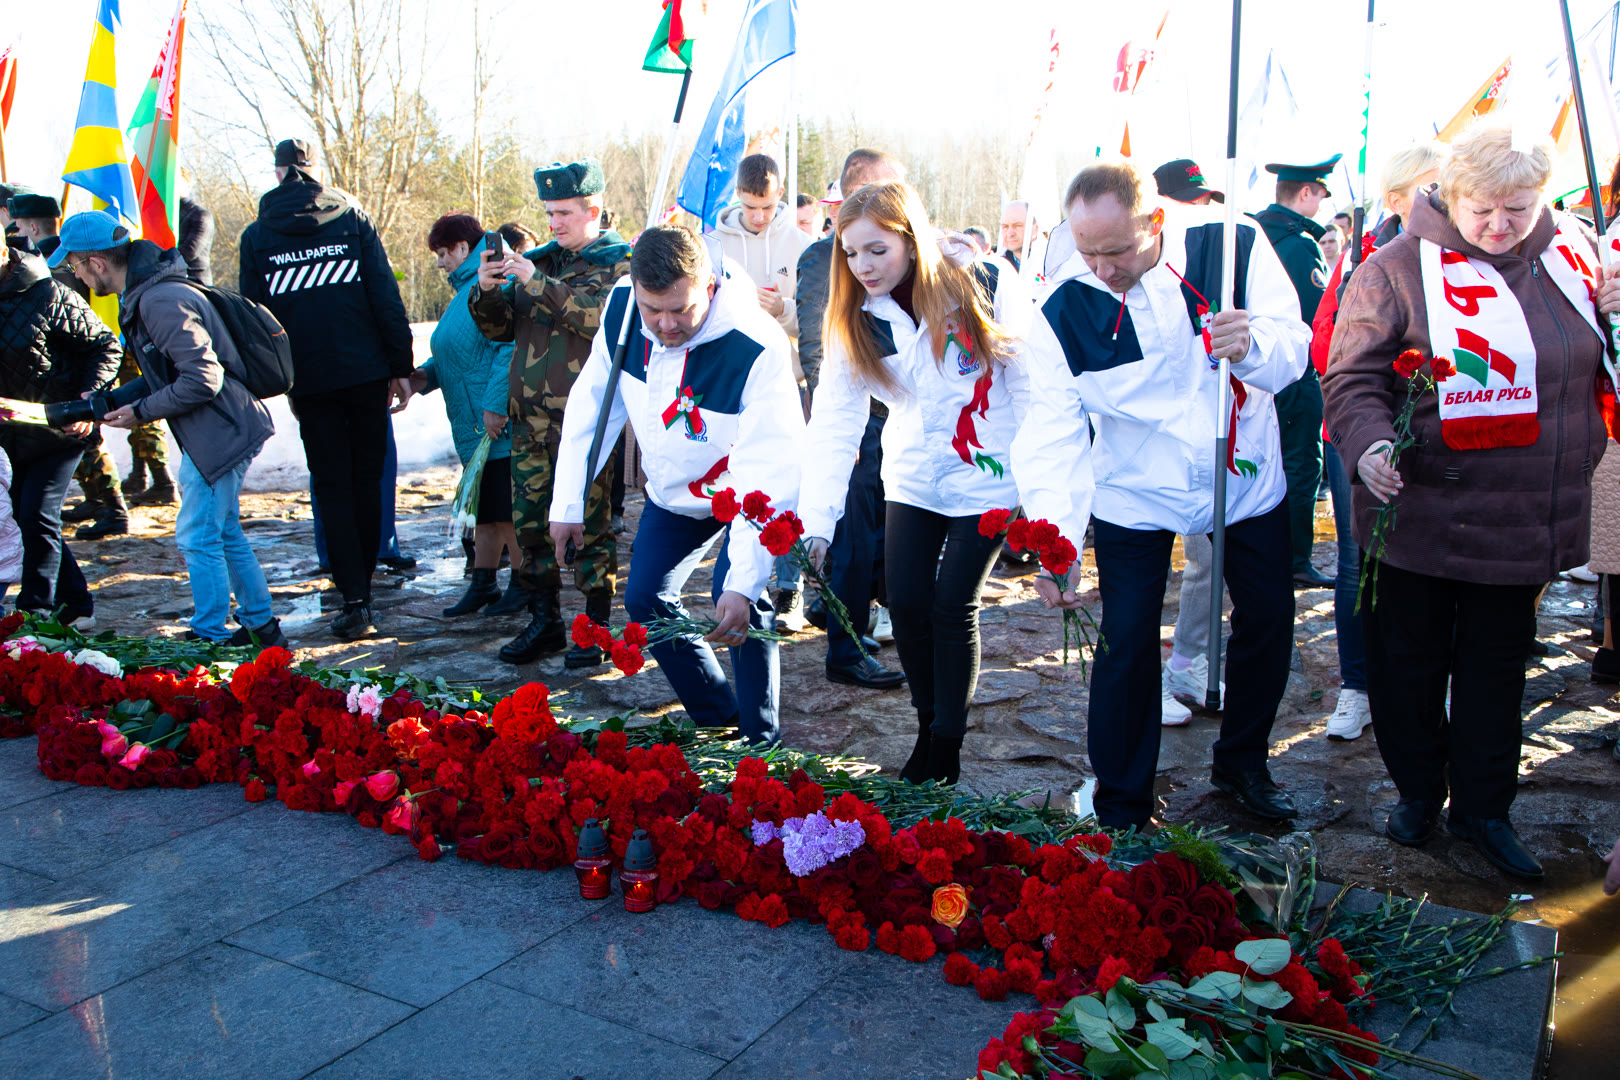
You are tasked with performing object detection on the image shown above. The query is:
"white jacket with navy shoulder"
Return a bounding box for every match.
[1011,209,1310,552]
[551,262,806,600]
[799,240,1034,543]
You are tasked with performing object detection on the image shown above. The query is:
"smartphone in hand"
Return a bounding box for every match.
[484,231,504,261]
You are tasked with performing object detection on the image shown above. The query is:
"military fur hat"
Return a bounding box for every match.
[534,159,605,201]
[7,193,61,220]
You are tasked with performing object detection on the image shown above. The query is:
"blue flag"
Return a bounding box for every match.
[675,0,797,228]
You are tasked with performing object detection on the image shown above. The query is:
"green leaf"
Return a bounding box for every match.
[1145,1000,1169,1023]
[1185,972,1242,1001]
[148,713,177,742]
[1132,1042,1171,1072]
[1145,1019,1200,1060]
[1233,938,1291,976]
[1216,1063,1266,1080]
[1062,995,1119,1048]
[1083,1049,1137,1077]
[1265,1020,1286,1052]
[1107,986,1138,1030]
[1239,978,1293,1011]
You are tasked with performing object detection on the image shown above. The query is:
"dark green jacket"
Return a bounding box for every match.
[1252,203,1327,320]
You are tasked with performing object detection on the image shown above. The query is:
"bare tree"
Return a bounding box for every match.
[194,0,434,236]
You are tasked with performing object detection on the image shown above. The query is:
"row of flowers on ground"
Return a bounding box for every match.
[0,613,1381,1079]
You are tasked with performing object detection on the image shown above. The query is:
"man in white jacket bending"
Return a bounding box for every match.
[1011,161,1311,830]
[550,226,806,744]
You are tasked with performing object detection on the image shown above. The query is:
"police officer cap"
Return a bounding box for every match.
[7,193,61,220]
[275,139,315,167]
[534,159,605,201]
[1264,154,1343,194]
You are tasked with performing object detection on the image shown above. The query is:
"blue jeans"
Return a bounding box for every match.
[772,553,802,590]
[312,414,402,565]
[176,452,274,641]
[1323,443,1367,691]
[624,500,779,743]
[825,413,885,667]
[1088,503,1294,828]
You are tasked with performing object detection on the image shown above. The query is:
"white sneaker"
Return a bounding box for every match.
[1163,655,1224,709]
[775,589,807,633]
[1161,686,1192,726]
[872,605,894,643]
[1326,687,1372,741]
[1561,564,1600,583]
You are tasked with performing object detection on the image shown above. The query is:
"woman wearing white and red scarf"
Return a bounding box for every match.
[802,180,1031,787]
[1324,122,1620,880]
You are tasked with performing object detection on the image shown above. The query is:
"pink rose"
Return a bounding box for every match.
[333,780,359,806]
[300,760,321,779]
[118,744,150,769]
[101,731,129,759]
[384,798,420,834]
[365,770,400,801]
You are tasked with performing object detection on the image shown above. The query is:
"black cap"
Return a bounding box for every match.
[623,829,657,872]
[274,139,314,168]
[1264,154,1343,196]
[7,193,61,220]
[576,818,609,859]
[1152,159,1224,205]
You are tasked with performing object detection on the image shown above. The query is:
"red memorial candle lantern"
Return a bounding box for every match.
[573,818,612,900]
[620,829,659,913]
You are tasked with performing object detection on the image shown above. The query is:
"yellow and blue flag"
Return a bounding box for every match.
[62,0,139,225]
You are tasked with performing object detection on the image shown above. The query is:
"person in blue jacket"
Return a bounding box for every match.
[410,214,516,617]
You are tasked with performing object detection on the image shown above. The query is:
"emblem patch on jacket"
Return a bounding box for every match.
[663,385,707,442]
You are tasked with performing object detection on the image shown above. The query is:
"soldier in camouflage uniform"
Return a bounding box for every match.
[469,158,632,668]
[121,350,175,504]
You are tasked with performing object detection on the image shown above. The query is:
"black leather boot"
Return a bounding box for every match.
[122,459,149,497]
[499,589,566,664]
[486,576,533,616]
[565,591,615,668]
[128,463,176,507]
[924,736,963,786]
[76,486,131,540]
[900,714,934,784]
[444,568,500,616]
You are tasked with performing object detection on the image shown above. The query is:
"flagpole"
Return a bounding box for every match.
[582,64,694,507]
[1349,0,1375,271]
[1206,0,1242,714]
[1562,0,1620,363]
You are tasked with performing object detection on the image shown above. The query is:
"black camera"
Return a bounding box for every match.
[44,381,145,429]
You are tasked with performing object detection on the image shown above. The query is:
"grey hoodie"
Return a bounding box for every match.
[119,241,275,484]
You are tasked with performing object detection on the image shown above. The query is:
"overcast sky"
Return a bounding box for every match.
[5,0,1618,218]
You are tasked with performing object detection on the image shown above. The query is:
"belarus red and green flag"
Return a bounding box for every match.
[643,0,694,74]
[127,0,189,249]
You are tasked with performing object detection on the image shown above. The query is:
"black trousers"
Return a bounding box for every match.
[884,503,1002,741]
[1362,561,1540,819]
[11,445,90,613]
[1089,502,1294,828]
[825,413,885,667]
[293,380,389,605]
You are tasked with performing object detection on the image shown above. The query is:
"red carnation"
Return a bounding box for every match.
[915,847,954,884]
[1430,356,1457,380]
[622,622,649,648]
[570,613,597,648]
[760,517,802,557]
[1005,518,1031,551]
[244,778,268,802]
[944,953,981,986]
[611,642,645,677]
[1038,535,1078,577]
[974,966,1011,1001]
[711,488,741,523]
[1095,956,1132,993]
[978,508,1012,538]
[1393,348,1426,378]
[742,491,775,523]
[754,893,791,929]
[898,923,937,963]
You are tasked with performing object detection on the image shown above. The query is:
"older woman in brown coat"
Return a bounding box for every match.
[1323,122,1620,880]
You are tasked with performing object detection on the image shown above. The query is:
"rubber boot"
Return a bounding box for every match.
[925,736,963,786]
[564,591,614,669]
[128,463,176,507]
[499,588,566,664]
[444,568,500,616]
[486,575,533,616]
[122,459,149,497]
[900,714,934,785]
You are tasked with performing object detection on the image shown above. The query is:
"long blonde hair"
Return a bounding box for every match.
[826,180,1015,395]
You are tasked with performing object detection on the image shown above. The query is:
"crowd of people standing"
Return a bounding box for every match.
[7,118,1620,885]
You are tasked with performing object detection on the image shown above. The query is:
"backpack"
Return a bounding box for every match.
[182,281,296,399]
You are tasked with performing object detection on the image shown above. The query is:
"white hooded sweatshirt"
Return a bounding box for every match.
[551,260,807,601]
[711,202,811,352]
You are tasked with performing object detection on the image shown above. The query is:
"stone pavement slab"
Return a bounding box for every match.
[310,978,725,1080]
[487,900,857,1061]
[226,856,610,1007]
[0,864,50,905]
[0,782,251,880]
[0,992,45,1040]
[0,942,414,1080]
[0,738,64,812]
[0,802,405,1010]
[711,948,1024,1080]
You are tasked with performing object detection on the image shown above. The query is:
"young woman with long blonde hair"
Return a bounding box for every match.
[801,180,1031,785]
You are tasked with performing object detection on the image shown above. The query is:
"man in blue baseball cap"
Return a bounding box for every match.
[51,210,286,648]
[1252,155,1341,589]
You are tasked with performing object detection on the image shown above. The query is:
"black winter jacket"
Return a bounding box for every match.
[237,167,413,396]
[178,197,215,285]
[0,246,121,465]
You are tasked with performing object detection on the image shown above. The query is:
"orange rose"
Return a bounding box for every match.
[931,883,971,929]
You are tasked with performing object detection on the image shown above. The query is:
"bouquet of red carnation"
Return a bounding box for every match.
[569,614,657,676]
[712,488,870,660]
[1358,349,1455,612]
[979,509,1103,678]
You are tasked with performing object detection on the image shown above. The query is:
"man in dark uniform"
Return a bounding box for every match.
[1252,155,1339,589]
[469,158,631,668]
